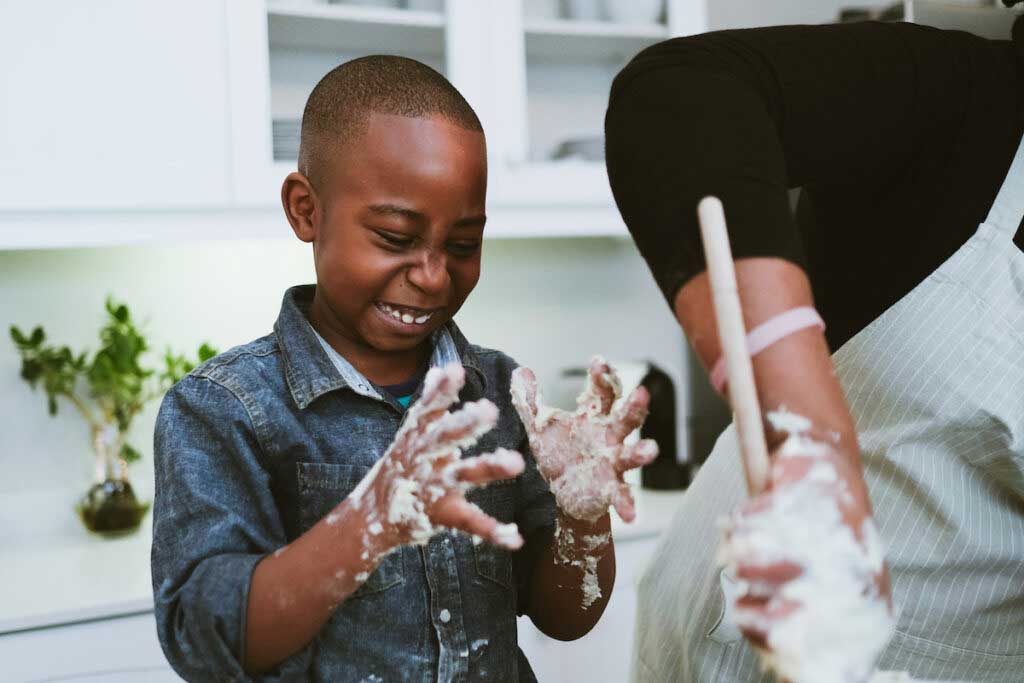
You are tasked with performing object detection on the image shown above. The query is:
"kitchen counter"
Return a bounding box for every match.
[610,487,686,542]
[0,485,687,635]
[0,487,155,634]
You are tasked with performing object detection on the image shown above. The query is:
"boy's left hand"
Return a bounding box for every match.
[511,357,659,522]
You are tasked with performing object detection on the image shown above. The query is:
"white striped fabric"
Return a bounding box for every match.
[631,135,1024,683]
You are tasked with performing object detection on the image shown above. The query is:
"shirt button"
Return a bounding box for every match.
[439,609,451,624]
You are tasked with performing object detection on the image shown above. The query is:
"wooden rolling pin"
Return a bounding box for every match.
[697,196,772,496]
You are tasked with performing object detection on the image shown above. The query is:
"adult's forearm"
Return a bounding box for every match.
[676,258,869,504]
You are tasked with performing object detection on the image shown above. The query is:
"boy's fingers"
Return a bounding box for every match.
[510,367,540,432]
[611,481,637,523]
[392,365,465,457]
[416,364,466,414]
[447,449,525,485]
[421,399,498,454]
[433,498,524,550]
[616,438,659,473]
[607,386,650,442]
[586,356,620,415]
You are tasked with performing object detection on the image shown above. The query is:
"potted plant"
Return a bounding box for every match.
[10,298,216,535]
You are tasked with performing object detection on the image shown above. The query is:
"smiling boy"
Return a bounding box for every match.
[151,56,658,682]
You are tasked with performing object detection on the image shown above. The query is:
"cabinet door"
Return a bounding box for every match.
[0,612,183,682]
[0,2,231,210]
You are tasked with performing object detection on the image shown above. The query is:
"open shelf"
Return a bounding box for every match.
[267,2,445,54]
[525,18,668,61]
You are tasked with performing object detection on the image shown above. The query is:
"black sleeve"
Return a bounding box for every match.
[604,20,1001,309]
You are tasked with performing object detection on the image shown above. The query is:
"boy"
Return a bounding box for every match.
[151,56,658,682]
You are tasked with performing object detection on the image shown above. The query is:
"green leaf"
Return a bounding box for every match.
[30,326,44,345]
[10,325,26,345]
[120,443,142,463]
[198,343,217,363]
[20,359,42,384]
[47,396,57,415]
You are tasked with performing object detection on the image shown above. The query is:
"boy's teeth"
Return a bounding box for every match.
[380,302,434,324]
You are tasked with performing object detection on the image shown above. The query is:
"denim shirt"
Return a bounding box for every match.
[151,285,557,683]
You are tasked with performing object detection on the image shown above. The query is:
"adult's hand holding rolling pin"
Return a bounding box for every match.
[698,197,895,683]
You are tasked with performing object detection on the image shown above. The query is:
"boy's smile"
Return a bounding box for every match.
[283,112,488,386]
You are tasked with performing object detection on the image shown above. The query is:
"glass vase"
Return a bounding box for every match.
[76,425,150,535]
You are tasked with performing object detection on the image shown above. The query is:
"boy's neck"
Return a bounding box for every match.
[308,295,432,387]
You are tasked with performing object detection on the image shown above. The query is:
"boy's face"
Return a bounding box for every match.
[293,113,487,360]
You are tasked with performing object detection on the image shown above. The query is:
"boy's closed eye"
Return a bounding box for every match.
[446,239,481,257]
[370,227,481,257]
[370,228,415,250]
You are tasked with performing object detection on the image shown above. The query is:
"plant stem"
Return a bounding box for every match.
[66,392,103,431]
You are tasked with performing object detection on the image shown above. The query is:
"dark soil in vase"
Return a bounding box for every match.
[77,479,151,535]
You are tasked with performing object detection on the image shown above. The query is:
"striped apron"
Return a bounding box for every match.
[632,138,1024,681]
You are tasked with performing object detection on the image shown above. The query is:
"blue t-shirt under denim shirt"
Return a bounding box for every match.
[151,285,557,683]
[382,370,428,408]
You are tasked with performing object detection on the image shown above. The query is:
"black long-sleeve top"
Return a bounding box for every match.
[605,20,1024,349]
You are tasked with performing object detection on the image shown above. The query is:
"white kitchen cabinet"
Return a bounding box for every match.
[518,535,659,683]
[0,612,182,683]
[226,0,708,237]
[487,0,702,215]
[226,0,450,208]
[0,0,707,244]
[0,1,232,212]
[0,1,925,247]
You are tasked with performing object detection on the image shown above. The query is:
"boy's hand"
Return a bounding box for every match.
[510,357,659,522]
[719,421,894,683]
[357,364,526,553]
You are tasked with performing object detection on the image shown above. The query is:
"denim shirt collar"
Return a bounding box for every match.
[274,285,486,410]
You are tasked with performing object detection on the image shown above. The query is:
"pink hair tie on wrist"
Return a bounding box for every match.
[709,306,825,394]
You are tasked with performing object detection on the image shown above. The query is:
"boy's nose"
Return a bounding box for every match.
[406,251,449,295]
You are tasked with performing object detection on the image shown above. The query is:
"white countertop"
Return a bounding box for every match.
[0,488,155,635]
[0,485,686,635]
[610,487,686,542]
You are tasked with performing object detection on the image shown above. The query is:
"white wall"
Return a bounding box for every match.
[0,235,687,498]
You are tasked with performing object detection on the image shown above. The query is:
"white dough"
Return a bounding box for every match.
[719,412,895,683]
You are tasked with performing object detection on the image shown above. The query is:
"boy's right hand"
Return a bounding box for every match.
[353,364,526,555]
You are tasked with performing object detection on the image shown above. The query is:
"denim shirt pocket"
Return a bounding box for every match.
[467,480,518,589]
[296,461,404,597]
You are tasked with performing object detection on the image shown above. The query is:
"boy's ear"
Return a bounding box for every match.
[281,172,319,243]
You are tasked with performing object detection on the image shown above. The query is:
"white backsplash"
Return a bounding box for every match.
[0,234,688,498]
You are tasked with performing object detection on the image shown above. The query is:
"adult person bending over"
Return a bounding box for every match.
[605,17,1024,683]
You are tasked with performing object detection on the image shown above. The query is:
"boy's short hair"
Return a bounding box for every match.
[298,55,484,190]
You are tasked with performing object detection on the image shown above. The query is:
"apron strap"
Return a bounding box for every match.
[984,131,1024,238]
